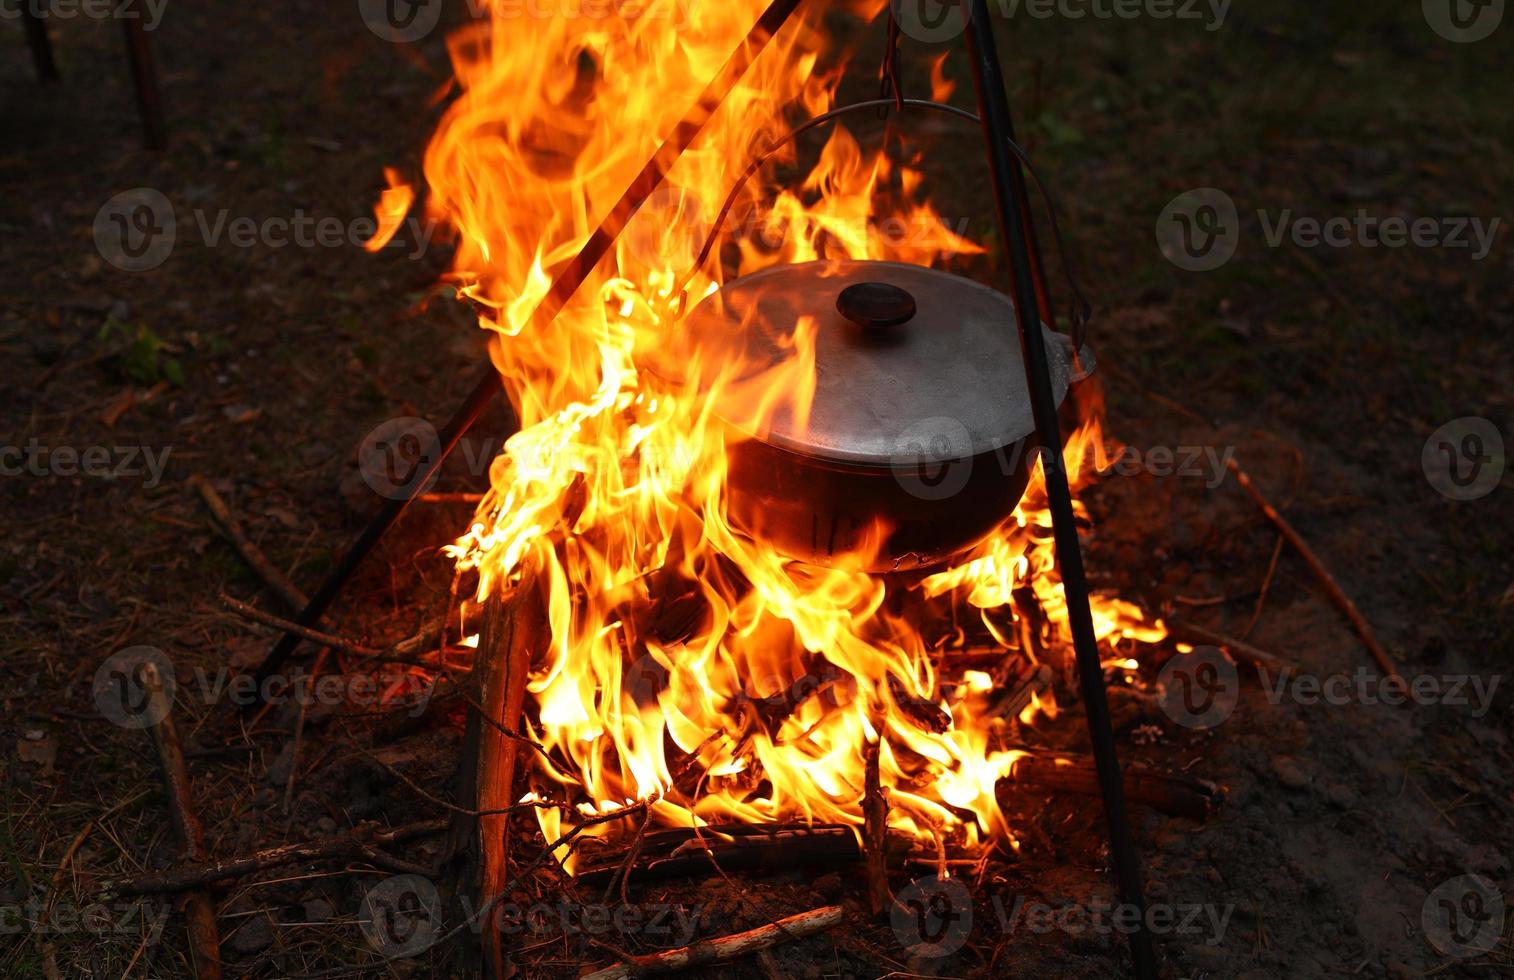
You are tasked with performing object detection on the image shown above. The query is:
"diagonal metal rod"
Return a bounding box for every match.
[249,0,808,697]
[961,2,1158,977]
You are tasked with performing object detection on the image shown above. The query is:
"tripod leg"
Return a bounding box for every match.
[22,5,59,82]
[960,3,1158,977]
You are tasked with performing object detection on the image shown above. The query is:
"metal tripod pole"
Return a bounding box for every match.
[960,2,1159,976]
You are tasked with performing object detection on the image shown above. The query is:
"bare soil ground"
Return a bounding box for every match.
[1,1,1510,978]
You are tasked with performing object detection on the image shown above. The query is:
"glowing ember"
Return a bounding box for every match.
[379,1,1164,869]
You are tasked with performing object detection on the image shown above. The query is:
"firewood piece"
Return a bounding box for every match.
[1002,755,1224,822]
[992,662,1053,720]
[192,476,308,611]
[571,824,909,887]
[885,674,950,733]
[1165,620,1293,673]
[1224,458,1401,685]
[580,905,845,980]
[863,736,891,916]
[139,660,222,979]
[448,563,544,978]
[104,820,447,897]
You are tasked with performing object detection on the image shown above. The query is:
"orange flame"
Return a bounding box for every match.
[384,0,1164,868]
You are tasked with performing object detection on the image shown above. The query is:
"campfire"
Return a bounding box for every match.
[359,0,1170,900]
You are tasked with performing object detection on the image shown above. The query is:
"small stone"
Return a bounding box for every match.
[231,913,274,955]
[1270,756,1310,789]
[265,743,296,786]
[1323,782,1357,809]
[302,899,335,923]
[316,817,337,835]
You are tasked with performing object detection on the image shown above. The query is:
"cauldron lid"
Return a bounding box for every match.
[677,259,1078,466]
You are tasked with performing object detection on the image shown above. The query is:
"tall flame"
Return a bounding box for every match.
[387,0,1163,868]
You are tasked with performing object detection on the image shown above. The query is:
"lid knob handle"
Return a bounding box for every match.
[836,281,916,331]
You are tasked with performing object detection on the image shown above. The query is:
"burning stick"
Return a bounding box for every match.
[1224,458,1402,685]
[1001,755,1224,822]
[863,734,891,916]
[192,476,308,611]
[138,660,222,979]
[448,562,545,978]
[580,905,845,980]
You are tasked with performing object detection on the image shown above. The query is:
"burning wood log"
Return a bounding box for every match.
[447,562,545,978]
[863,733,891,916]
[138,660,222,979]
[571,824,908,887]
[1000,754,1224,822]
[580,905,845,980]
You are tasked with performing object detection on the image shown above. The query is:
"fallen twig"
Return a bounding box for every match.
[218,592,446,667]
[1224,458,1401,684]
[140,660,223,978]
[1165,620,1294,673]
[104,819,447,897]
[192,476,308,611]
[580,905,845,980]
[1002,754,1225,822]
